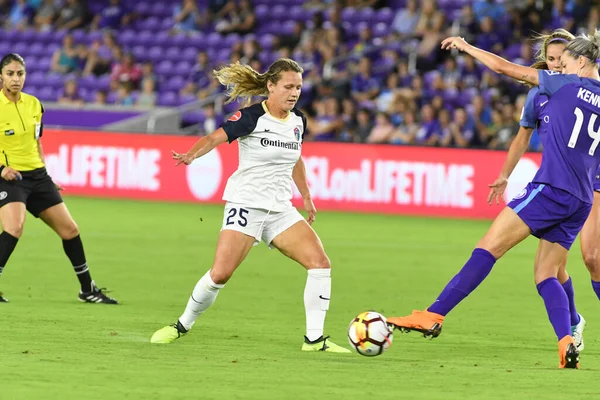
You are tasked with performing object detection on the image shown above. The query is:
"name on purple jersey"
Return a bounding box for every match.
[576,88,600,108]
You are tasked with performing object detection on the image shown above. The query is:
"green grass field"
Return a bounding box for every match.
[1,196,598,400]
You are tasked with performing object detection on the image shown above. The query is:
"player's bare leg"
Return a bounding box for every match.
[40,203,117,304]
[271,220,350,353]
[0,202,26,303]
[151,230,255,344]
[387,207,531,337]
[534,239,579,368]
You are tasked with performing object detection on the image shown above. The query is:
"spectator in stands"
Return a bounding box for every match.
[200,104,217,135]
[115,82,134,106]
[277,21,303,52]
[110,53,142,90]
[172,0,201,34]
[339,98,357,141]
[476,16,503,53]
[83,32,121,76]
[390,110,419,145]
[354,108,374,143]
[376,73,399,113]
[0,0,10,19]
[459,56,482,90]
[469,94,492,134]
[472,0,506,23]
[33,0,57,31]
[458,4,479,43]
[414,0,445,71]
[7,0,33,30]
[181,51,210,97]
[414,104,440,146]
[55,0,86,31]
[94,90,108,106]
[136,79,157,108]
[307,97,343,141]
[436,108,453,147]
[352,26,374,54]
[140,61,158,89]
[216,0,256,35]
[351,57,380,106]
[449,107,478,148]
[91,0,132,31]
[551,0,574,31]
[50,34,79,74]
[487,104,518,150]
[58,80,83,106]
[392,0,419,38]
[366,112,395,144]
[441,58,460,89]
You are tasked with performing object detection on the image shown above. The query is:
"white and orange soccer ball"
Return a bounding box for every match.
[347,311,393,357]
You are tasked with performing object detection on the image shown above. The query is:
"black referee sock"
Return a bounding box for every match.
[0,231,19,277]
[62,235,92,293]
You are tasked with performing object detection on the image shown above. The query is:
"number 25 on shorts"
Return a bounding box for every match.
[226,208,249,227]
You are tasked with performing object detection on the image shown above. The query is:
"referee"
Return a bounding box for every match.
[0,53,117,304]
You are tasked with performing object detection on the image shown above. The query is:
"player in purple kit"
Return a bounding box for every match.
[489,29,587,351]
[387,30,600,369]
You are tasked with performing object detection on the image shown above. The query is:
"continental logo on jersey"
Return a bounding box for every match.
[228,111,242,122]
[260,138,300,150]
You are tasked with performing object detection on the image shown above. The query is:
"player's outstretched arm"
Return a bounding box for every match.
[172,128,228,166]
[441,37,539,86]
[487,126,534,205]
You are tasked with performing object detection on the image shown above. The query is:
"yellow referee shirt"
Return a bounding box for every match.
[0,90,45,171]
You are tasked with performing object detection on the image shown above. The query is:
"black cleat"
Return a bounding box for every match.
[563,343,580,369]
[0,291,7,303]
[78,281,118,304]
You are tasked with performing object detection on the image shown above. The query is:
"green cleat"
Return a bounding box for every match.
[150,322,187,344]
[301,335,351,353]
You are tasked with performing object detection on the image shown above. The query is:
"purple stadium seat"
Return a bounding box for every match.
[142,17,160,30]
[158,91,178,107]
[147,46,164,63]
[216,48,231,63]
[78,75,96,89]
[151,2,169,17]
[0,42,9,55]
[13,42,29,56]
[156,60,174,75]
[182,110,205,125]
[119,30,137,47]
[29,42,45,55]
[341,7,357,22]
[255,4,269,21]
[165,46,182,60]
[71,29,87,43]
[206,32,222,49]
[258,34,274,49]
[134,2,151,16]
[357,7,375,23]
[271,5,287,21]
[166,76,185,91]
[373,22,390,38]
[27,71,45,86]
[39,86,57,101]
[375,8,394,24]
[96,75,111,90]
[135,30,155,47]
[181,47,197,63]
[174,61,192,77]
[178,94,197,105]
[224,33,241,47]
[281,20,296,35]
[160,17,173,30]
[20,29,37,43]
[107,91,118,104]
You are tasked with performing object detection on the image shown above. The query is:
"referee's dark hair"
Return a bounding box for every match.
[0,53,25,73]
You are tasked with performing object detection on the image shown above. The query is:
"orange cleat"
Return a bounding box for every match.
[558,335,579,369]
[386,310,444,338]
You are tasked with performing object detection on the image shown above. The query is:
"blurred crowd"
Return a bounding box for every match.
[0,0,599,150]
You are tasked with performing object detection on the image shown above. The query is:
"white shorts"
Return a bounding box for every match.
[221,202,305,247]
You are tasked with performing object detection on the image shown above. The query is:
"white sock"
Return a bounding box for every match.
[178,271,224,331]
[304,268,331,342]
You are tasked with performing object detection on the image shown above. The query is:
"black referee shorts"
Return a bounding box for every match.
[0,167,63,218]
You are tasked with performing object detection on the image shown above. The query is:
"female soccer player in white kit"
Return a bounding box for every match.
[151,58,350,353]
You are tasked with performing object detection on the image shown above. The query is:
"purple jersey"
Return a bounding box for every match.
[532,70,600,203]
[520,86,548,129]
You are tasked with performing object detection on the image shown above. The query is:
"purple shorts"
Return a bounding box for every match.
[594,164,600,192]
[508,182,592,250]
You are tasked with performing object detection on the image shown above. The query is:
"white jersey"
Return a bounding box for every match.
[220,101,306,212]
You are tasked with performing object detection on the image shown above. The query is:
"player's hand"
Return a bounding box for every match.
[441,36,469,52]
[54,182,64,191]
[1,167,22,181]
[303,196,317,225]
[172,150,194,166]
[487,176,508,205]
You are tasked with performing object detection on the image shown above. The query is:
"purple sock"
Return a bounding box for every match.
[427,248,496,316]
[591,280,600,301]
[537,277,571,341]
[561,277,580,326]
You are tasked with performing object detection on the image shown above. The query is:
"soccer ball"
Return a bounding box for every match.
[348,311,393,357]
